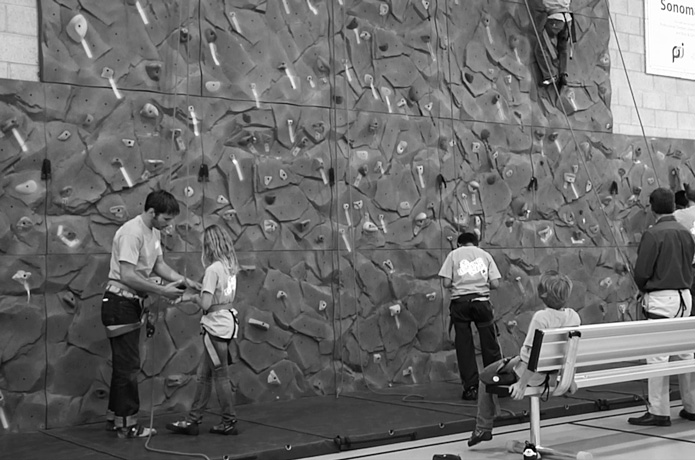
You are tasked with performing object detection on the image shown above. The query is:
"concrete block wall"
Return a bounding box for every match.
[0,0,39,81]
[609,0,695,140]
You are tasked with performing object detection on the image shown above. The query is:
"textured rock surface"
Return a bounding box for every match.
[0,0,686,431]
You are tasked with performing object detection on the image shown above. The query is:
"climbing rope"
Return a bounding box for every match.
[521,0,642,283]
[522,0,651,408]
[142,2,211,459]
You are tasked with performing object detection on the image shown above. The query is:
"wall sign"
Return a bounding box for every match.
[645,0,695,79]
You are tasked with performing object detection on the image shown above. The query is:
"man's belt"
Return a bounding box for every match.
[105,283,145,300]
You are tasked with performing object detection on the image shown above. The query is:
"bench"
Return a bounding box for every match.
[492,316,695,460]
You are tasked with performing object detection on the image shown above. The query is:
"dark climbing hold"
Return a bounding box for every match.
[145,63,161,81]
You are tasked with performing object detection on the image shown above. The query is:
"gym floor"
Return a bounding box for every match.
[309,405,695,460]
[0,380,687,460]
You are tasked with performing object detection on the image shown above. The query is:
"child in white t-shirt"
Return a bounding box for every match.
[468,270,580,448]
[166,225,240,436]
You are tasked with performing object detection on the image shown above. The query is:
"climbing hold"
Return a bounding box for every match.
[16,216,34,230]
[140,103,159,119]
[57,224,80,249]
[221,209,237,221]
[396,140,408,154]
[205,81,221,92]
[389,304,401,329]
[339,228,351,252]
[188,106,200,137]
[2,118,28,152]
[267,370,281,386]
[66,14,92,58]
[319,300,327,311]
[263,220,278,233]
[109,205,126,219]
[122,139,135,147]
[383,259,395,273]
[179,27,190,42]
[12,270,32,302]
[379,214,388,233]
[205,29,221,66]
[413,212,428,236]
[363,221,379,233]
[15,180,38,194]
[145,63,161,81]
[101,67,122,99]
[57,130,71,141]
[184,186,195,197]
[368,117,379,133]
[538,226,554,244]
[278,62,297,89]
[112,158,134,188]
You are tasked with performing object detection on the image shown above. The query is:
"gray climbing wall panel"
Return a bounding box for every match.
[0,0,691,431]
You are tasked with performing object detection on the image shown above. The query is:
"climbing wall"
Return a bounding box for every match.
[1,0,693,431]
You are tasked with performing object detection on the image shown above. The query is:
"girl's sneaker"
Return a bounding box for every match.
[165,420,199,436]
[210,420,238,435]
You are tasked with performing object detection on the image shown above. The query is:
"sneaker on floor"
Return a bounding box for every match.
[467,429,492,447]
[627,412,671,427]
[461,386,478,401]
[117,424,157,439]
[165,420,199,436]
[105,420,117,432]
[210,420,238,435]
[679,409,695,421]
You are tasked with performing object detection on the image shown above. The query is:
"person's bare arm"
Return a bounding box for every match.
[442,277,453,289]
[120,262,184,300]
[508,360,533,400]
[490,278,500,290]
[183,291,213,311]
[153,255,202,290]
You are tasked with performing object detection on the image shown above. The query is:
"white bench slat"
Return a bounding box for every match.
[573,360,695,388]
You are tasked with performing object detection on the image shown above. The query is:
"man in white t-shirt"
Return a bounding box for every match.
[102,190,201,439]
[439,231,503,400]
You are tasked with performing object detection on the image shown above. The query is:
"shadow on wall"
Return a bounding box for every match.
[0,0,691,431]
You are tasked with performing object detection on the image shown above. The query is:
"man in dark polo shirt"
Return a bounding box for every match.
[629,187,695,426]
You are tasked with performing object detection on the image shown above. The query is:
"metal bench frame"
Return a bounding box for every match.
[501,316,695,459]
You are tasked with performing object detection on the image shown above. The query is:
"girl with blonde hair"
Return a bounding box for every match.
[166,225,240,436]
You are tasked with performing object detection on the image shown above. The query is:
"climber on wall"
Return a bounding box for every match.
[535,0,576,89]
[102,190,201,439]
[438,231,503,401]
